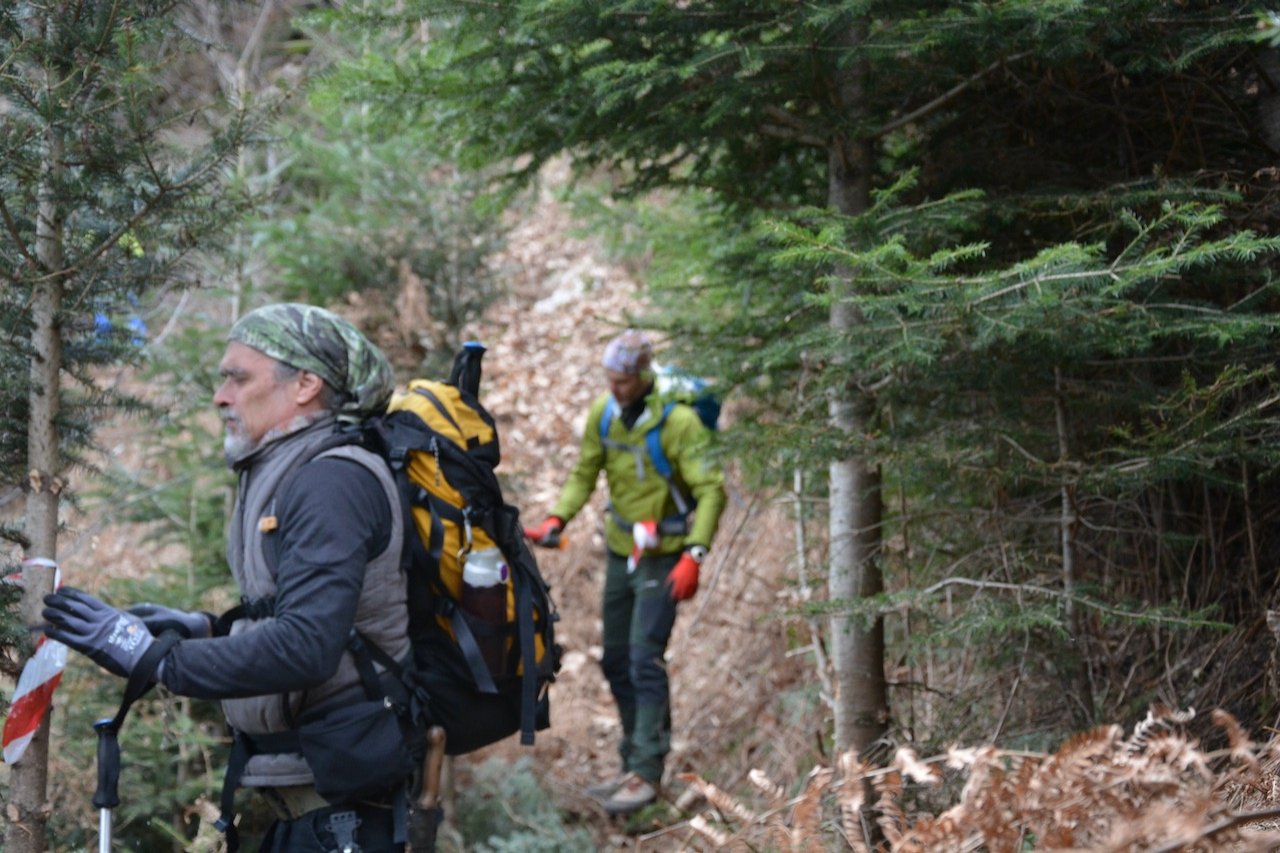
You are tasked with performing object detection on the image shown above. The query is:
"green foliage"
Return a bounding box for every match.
[246,13,511,371]
[29,311,233,844]
[46,665,227,850]
[451,756,595,852]
[569,140,1280,740]
[0,1,264,835]
[93,317,237,607]
[0,0,261,706]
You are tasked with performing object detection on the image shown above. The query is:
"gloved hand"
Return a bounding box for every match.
[42,587,157,679]
[524,516,563,548]
[128,603,213,639]
[667,548,704,601]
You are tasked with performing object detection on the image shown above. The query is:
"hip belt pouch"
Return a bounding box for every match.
[297,699,415,804]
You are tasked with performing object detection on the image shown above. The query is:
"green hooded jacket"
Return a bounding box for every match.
[551,387,726,556]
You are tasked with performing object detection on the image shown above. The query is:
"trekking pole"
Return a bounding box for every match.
[408,726,447,851]
[89,630,182,853]
[92,717,121,853]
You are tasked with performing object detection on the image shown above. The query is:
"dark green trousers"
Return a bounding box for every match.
[600,550,679,784]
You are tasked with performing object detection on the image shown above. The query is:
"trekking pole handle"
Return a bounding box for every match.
[92,718,121,810]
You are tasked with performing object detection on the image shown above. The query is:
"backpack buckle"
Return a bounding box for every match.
[325,809,362,853]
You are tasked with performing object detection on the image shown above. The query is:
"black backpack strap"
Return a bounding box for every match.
[489,506,554,745]
[214,728,304,853]
[515,557,538,745]
[212,596,275,636]
[345,629,413,710]
[215,732,249,852]
[437,598,500,695]
[386,433,448,569]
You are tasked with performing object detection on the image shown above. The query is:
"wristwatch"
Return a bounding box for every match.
[686,545,709,562]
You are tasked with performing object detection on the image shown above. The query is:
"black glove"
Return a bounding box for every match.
[42,587,157,679]
[127,603,213,639]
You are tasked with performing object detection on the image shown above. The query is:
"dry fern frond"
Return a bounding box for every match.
[748,767,788,803]
[1054,723,1126,766]
[873,769,907,845]
[678,705,1280,851]
[1126,704,1196,754]
[894,812,974,853]
[1141,731,1212,781]
[1100,795,1215,850]
[955,745,1003,814]
[945,745,980,770]
[837,751,870,853]
[677,772,761,824]
[688,814,733,848]
[1212,708,1262,779]
[893,746,942,785]
[789,766,834,853]
[964,750,1022,853]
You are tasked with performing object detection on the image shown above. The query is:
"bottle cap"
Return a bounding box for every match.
[463,547,506,587]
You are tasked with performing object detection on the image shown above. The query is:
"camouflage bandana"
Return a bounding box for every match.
[228,303,393,422]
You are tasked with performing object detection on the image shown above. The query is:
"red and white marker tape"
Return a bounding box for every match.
[2,558,66,765]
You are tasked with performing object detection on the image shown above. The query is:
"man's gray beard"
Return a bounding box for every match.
[223,411,331,468]
[223,429,257,467]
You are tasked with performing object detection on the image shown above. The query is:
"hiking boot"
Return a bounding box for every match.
[601,772,658,815]
[583,773,629,800]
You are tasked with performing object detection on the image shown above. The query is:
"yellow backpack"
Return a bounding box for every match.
[371,343,560,753]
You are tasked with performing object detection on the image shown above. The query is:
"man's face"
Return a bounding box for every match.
[606,369,648,407]
[213,342,314,457]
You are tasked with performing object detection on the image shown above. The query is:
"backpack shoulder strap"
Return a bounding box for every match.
[598,397,619,445]
[644,403,676,480]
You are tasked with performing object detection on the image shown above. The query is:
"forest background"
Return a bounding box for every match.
[9,1,1280,850]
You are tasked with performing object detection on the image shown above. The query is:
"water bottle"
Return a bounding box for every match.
[460,546,509,675]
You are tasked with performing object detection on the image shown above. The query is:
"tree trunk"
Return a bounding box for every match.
[6,77,67,853]
[826,19,889,760]
[1054,366,1094,726]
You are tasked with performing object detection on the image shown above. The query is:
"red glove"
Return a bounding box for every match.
[667,548,704,601]
[524,516,563,548]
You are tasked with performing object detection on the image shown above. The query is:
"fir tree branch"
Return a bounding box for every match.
[759,105,827,148]
[909,576,1222,628]
[0,194,38,277]
[874,51,1034,138]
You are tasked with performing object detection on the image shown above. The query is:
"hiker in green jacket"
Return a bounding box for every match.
[525,329,726,814]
